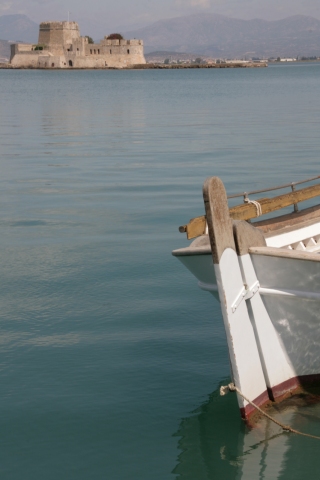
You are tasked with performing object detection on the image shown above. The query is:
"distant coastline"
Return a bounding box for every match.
[0,61,267,70]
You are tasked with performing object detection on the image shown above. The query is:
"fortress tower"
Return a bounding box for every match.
[38,22,80,50]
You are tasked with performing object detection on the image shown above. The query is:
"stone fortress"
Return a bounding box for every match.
[10,21,146,68]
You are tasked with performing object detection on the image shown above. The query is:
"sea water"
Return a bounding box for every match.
[1,64,320,479]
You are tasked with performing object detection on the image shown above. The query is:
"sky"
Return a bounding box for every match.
[1,0,320,36]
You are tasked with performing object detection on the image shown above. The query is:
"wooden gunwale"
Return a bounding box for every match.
[249,246,320,262]
[255,204,320,236]
[180,182,320,240]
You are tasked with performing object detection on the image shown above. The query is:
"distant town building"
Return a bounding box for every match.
[10,21,146,68]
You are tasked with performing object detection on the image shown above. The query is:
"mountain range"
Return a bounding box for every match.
[125,13,320,58]
[0,14,38,43]
[1,13,320,59]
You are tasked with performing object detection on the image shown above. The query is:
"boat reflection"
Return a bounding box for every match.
[171,382,311,479]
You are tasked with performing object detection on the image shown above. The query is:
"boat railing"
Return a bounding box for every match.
[227,173,320,199]
[179,174,320,239]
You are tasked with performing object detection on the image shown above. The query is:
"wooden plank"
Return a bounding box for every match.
[179,215,206,239]
[254,204,320,234]
[179,183,320,239]
[229,184,320,221]
[249,246,320,262]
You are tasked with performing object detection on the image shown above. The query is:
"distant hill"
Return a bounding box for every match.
[0,14,38,43]
[125,13,320,58]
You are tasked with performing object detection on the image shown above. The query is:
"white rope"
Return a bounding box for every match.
[220,382,320,440]
[220,385,230,396]
[244,197,262,217]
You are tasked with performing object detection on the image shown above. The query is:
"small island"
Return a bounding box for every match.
[9,21,146,69]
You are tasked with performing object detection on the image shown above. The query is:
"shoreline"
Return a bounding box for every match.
[129,62,267,69]
[0,62,267,70]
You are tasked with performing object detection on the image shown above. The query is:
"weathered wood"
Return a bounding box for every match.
[254,204,320,234]
[180,183,320,239]
[179,215,206,239]
[233,220,266,255]
[203,177,235,264]
[229,184,320,221]
[249,246,320,262]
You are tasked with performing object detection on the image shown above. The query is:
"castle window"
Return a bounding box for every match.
[69,60,73,67]
[90,49,92,54]
[77,48,79,51]
[51,63,55,67]
[94,49,96,54]
[127,49,130,54]
[98,49,100,54]
[110,49,112,54]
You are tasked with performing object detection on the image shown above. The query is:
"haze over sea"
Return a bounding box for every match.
[2,64,320,479]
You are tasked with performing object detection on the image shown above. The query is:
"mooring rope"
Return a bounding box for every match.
[244,197,263,217]
[220,382,320,440]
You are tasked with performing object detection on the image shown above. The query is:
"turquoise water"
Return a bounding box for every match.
[1,64,320,479]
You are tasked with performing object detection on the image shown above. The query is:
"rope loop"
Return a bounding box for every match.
[244,194,262,217]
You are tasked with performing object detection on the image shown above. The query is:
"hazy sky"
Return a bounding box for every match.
[1,0,320,36]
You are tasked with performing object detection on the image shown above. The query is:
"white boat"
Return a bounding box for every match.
[173,175,320,420]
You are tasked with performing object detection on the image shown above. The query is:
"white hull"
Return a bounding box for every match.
[173,177,320,419]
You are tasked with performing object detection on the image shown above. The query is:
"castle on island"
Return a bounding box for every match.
[10,21,146,69]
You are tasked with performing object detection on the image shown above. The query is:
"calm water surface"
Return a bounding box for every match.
[1,64,320,479]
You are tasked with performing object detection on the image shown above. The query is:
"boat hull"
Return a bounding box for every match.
[173,176,320,420]
[174,247,320,418]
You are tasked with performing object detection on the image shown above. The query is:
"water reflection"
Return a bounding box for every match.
[171,382,320,479]
[39,75,147,153]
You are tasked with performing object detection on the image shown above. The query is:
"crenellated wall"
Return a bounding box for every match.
[82,39,145,67]
[38,21,80,46]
